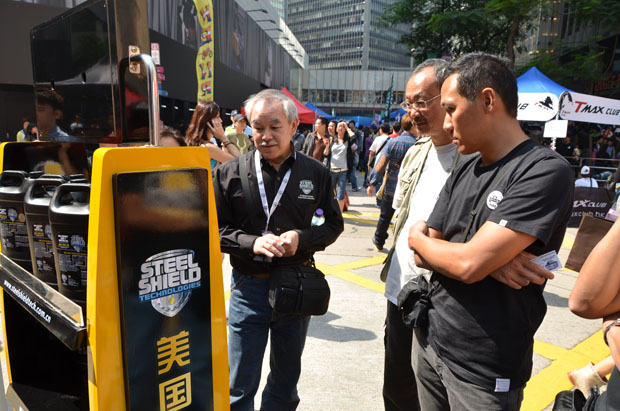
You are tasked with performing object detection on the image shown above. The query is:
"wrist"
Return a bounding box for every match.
[604,318,620,346]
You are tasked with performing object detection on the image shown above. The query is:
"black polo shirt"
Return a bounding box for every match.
[426,139,574,390]
[214,148,343,274]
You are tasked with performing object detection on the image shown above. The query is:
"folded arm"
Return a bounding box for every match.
[409,220,537,284]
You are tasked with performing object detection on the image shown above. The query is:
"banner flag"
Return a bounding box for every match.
[383,75,394,121]
[194,0,214,102]
[517,93,558,121]
[559,91,620,125]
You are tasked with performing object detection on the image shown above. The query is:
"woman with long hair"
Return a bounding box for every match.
[324,120,357,212]
[186,100,240,168]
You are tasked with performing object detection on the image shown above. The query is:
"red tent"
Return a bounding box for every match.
[281,87,315,124]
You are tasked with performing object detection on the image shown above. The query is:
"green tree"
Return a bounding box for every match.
[516,0,620,94]
[379,0,542,65]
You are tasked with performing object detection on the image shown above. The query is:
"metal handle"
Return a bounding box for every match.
[129,53,160,146]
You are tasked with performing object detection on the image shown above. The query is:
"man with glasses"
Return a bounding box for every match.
[408,53,572,410]
[381,59,458,411]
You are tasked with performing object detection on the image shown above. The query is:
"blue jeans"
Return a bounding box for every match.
[331,170,347,200]
[374,195,394,247]
[347,168,359,190]
[228,269,311,411]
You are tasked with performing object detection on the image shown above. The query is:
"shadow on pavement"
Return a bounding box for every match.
[544,290,569,307]
[307,311,378,342]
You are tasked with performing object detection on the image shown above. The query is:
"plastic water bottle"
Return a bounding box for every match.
[311,208,325,226]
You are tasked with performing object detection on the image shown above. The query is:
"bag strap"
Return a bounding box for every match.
[376,137,389,157]
[238,156,256,220]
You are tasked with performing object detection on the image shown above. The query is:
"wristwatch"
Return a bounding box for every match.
[603,318,620,346]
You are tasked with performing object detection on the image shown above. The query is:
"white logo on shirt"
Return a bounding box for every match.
[486,190,504,210]
[299,180,314,195]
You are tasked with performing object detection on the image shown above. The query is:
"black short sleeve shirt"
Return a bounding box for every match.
[426,139,574,389]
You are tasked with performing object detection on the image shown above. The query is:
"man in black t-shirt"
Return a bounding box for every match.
[408,53,573,410]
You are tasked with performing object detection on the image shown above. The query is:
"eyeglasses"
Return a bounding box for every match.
[400,94,441,111]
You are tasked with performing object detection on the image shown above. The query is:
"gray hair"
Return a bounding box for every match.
[411,58,449,87]
[244,89,298,124]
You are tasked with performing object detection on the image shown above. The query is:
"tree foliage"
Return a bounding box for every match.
[379,0,542,65]
[516,0,620,94]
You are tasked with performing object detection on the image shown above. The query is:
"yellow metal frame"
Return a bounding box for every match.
[86,146,229,410]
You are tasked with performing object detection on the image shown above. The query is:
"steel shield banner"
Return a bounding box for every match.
[113,169,214,411]
[194,0,214,101]
[559,91,620,125]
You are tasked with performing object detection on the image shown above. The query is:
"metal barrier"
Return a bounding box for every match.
[563,156,619,185]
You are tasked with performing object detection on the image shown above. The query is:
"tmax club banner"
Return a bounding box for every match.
[114,169,214,411]
[194,0,214,101]
[559,91,620,125]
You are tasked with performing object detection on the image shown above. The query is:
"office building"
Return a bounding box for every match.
[286,0,411,70]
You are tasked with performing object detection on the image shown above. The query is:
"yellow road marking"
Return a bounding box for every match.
[342,211,381,218]
[318,256,386,272]
[522,331,608,411]
[324,268,385,294]
[342,214,380,226]
[342,211,394,228]
[562,235,575,250]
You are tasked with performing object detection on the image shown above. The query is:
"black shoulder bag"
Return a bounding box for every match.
[239,156,331,316]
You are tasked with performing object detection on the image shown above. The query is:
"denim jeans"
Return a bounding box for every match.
[374,195,395,248]
[330,170,347,200]
[347,168,359,190]
[412,327,524,411]
[228,269,311,411]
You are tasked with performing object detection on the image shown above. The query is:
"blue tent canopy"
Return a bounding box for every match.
[340,116,374,127]
[389,108,407,121]
[517,66,573,97]
[304,102,335,120]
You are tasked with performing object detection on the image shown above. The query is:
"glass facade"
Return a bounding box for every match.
[269,0,287,20]
[286,0,409,70]
[291,68,409,115]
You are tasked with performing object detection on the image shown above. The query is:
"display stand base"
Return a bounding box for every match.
[7,383,83,411]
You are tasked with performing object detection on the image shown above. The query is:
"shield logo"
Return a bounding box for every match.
[144,249,197,317]
[151,291,192,317]
[70,234,86,252]
[299,180,314,195]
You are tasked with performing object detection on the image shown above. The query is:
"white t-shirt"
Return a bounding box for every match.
[575,177,598,188]
[369,134,389,155]
[385,143,458,305]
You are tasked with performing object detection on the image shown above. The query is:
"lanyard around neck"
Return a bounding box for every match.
[254,150,293,233]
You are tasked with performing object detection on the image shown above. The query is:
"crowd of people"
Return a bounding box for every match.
[206,52,620,411]
[14,52,619,411]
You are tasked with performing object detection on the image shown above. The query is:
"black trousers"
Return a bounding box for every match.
[384,300,420,411]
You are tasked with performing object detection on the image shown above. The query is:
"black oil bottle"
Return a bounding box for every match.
[24,176,66,287]
[0,170,41,270]
[49,183,90,306]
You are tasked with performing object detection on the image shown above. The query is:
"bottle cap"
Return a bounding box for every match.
[315,208,324,217]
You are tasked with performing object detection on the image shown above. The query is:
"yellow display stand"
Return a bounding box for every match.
[0,143,229,411]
